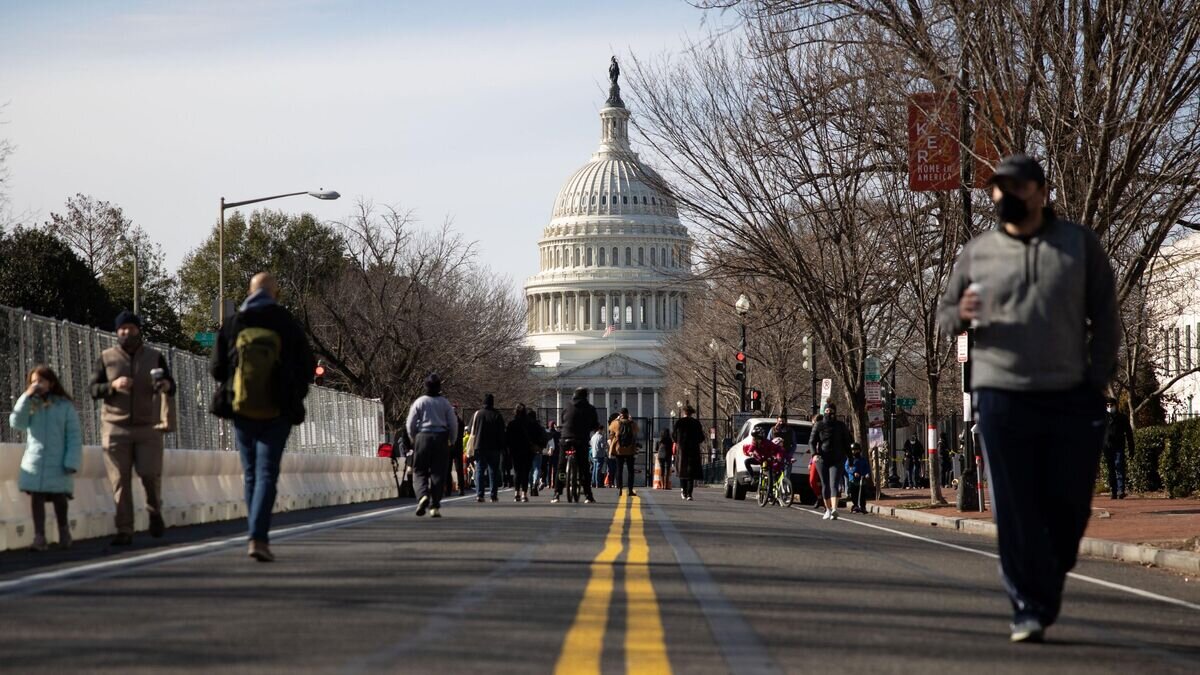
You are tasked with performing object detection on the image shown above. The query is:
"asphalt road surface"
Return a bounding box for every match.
[0,487,1197,674]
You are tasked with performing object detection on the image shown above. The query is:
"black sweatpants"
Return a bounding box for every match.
[512,452,533,493]
[976,386,1105,625]
[413,431,450,507]
[613,454,637,491]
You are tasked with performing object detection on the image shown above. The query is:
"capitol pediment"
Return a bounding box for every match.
[558,353,663,379]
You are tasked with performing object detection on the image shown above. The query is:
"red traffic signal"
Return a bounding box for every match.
[749,389,761,401]
[314,361,327,386]
[735,351,746,363]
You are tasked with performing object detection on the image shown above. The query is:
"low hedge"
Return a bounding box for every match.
[1115,419,1200,497]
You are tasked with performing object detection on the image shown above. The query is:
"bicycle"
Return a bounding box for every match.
[561,448,582,503]
[756,461,794,508]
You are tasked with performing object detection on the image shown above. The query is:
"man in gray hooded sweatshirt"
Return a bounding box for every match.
[406,373,457,517]
[938,155,1118,644]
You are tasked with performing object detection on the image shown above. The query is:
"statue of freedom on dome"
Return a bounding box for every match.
[607,56,625,107]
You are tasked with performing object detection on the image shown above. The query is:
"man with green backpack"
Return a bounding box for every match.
[211,272,316,562]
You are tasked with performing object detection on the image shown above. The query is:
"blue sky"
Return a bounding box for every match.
[0,0,728,285]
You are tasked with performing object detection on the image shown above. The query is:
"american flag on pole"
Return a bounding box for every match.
[602,321,620,338]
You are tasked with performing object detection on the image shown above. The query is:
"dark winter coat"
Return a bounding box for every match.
[1103,411,1135,454]
[560,391,600,446]
[469,399,506,454]
[506,414,535,460]
[209,293,315,425]
[672,415,705,480]
[811,418,851,465]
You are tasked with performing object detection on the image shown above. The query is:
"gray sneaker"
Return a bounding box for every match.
[1010,617,1045,643]
[430,507,442,518]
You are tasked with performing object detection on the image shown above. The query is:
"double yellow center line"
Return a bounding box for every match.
[554,495,671,675]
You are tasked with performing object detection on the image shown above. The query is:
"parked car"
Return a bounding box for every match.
[724,417,813,502]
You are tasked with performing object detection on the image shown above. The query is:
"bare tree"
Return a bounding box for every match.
[44,193,131,278]
[297,200,539,430]
[628,24,905,446]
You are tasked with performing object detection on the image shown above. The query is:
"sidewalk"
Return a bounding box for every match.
[866,487,1200,575]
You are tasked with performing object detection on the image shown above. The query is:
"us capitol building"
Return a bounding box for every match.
[524,58,693,428]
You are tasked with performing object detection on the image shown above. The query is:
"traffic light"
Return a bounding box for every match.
[734,351,746,381]
[314,360,327,387]
[802,335,812,370]
[749,388,762,411]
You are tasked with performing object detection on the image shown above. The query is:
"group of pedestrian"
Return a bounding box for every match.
[12,272,314,563]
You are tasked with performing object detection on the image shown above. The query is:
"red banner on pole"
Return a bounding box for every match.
[907,92,960,192]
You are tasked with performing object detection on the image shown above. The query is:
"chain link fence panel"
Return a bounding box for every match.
[0,305,384,456]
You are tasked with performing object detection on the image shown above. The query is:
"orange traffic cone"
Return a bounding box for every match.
[653,459,664,489]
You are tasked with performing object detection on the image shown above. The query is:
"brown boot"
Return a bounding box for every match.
[248,539,275,562]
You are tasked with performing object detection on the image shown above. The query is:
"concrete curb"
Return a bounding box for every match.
[865,502,1200,576]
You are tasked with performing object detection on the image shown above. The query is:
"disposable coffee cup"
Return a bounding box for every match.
[967,282,989,327]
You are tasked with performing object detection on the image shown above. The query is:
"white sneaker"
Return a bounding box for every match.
[430,507,441,518]
[822,510,832,520]
[415,496,430,517]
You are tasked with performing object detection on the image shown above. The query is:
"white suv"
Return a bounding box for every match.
[724,418,813,501]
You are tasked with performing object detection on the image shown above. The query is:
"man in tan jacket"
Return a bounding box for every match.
[90,311,175,545]
[607,407,640,497]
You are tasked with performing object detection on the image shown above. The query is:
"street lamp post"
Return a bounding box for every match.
[218,189,340,326]
[735,294,750,412]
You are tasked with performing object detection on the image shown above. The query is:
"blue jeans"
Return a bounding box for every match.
[530,455,542,489]
[475,451,500,498]
[591,457,604,486]
[234,417,292,543]
[976,386,1104,625]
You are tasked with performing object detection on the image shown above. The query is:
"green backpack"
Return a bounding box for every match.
[232,326,282,420]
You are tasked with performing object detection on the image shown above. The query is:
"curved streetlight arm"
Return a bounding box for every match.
[223,189,340,210]
[222,191,308,210]
[217,188,340,327]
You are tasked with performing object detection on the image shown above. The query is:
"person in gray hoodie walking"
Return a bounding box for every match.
[938,154,1118,644]
[406,373,458,517]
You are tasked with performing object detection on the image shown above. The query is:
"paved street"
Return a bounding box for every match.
[0,488,1197,674]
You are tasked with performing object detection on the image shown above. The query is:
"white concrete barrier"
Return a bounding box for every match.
[0,444,399,551]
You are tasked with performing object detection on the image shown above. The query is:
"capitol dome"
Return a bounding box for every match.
[525,58,694,427]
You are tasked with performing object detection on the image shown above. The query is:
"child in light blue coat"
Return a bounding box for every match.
[9,365,82,550]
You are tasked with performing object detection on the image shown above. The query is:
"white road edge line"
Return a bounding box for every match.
[0,492,485,596]
[793,507,1200,613]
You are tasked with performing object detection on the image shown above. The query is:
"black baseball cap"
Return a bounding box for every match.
[986,154,1047,186]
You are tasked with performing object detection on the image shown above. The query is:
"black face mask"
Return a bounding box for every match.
[118,334,143,352]
[995,192,1029,224]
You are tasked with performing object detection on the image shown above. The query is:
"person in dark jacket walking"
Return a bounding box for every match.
[539,420,560,496]
[210,273,314,561]
[938,154,1119,643]
[811,402,851,520]
[467,394,506,503]
[506,405,535,502]
[655,428,673,490]
[672,405,705,501]
[903,435,920,488]
[554,387,598,503]
[1103,398,1134,500]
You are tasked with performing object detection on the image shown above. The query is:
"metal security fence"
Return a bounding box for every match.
[0,305,384,456]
